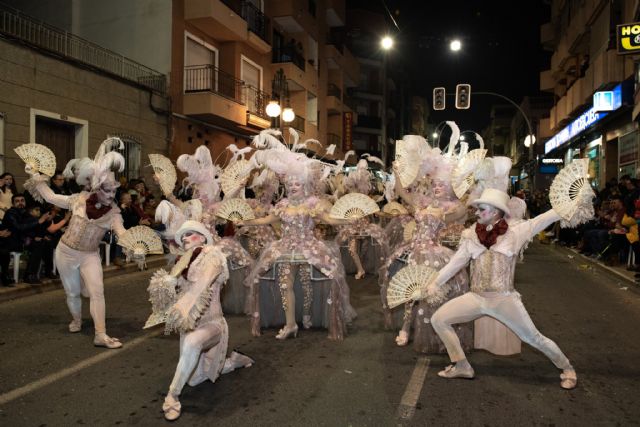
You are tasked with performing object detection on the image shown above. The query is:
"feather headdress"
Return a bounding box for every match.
[176,146,222,203]
[67,137,125,191]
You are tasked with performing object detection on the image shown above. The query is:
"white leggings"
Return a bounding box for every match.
[169,323,222,397]
[431,292,572,370]
[55,243,106,334]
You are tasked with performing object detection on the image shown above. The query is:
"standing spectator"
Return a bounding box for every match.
[0,172,17,220]
[50,171,71,196]
[4,194,54,283]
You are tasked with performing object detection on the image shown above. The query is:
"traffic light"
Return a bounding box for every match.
[455,84,471,109]
[433,87,445,110]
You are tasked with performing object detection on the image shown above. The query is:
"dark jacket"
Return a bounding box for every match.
[3,207,39,250]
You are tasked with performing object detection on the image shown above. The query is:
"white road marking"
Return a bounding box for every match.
[397,356,430,420]
[0,328,164,405]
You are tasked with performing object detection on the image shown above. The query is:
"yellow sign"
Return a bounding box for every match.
[617,22,640,54]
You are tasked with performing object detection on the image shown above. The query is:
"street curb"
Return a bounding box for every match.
[549,243,640,289]
[0,255,168,303]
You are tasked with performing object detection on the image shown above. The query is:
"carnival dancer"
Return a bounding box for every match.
[381,156,470,350]
[236,169,279,259]
[158,146,254,314]
[240,129,356,340]
[423,172,593,388]
[334,158,389,279]
[148,220,253,421]
[22,138,128,349]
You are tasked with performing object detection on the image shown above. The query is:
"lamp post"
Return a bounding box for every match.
[267,68,295,133]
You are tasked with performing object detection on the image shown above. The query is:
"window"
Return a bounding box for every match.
[307,92,318,126]
[184,32,218,92]
[112,134,141,181]
[0,113,4,174]
[241,55,263,114]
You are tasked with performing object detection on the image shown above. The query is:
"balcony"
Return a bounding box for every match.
[272,46,305,72]
[540,22,555,51]
[327,132,341,148]
[244,85,270,128]
[269,0,315,34]
[0,4,166,93]
[183,65,247,124]
[185,0,247,41]
[540,69,554,92]
[288,114,305,133]
[326,0,345,27]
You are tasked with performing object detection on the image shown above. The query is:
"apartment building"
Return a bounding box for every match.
[540,0,638,186]
[172,0,359,163]
[0,2,169,186]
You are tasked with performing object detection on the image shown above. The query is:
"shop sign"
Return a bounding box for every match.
[545,107,607,154]
[617,22,640,54]
[343,112,353,151]
[593,83,623,112]
[542,158,563,164]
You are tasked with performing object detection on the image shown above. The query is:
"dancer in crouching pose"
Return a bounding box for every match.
[152,220,253,421]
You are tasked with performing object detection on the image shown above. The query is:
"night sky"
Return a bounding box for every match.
[361,0,550,132]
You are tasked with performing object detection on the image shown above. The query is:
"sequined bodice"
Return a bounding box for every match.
[470,250,516,293]
[60,195,120,252]
[279,210,316,243]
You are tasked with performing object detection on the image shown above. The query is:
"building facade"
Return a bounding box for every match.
[0,3,169,187]
[539,0,638,188]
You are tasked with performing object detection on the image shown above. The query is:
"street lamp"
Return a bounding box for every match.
[269,68,295,130]
[381,36,394,50]
[523,134,536,148]
[450,39,461,52]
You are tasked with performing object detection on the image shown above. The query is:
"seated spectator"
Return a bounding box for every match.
[580,196,625,257]
[4,194,54,284]
[24,205,58,280]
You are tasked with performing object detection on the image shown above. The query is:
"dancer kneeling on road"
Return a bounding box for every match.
[422,187,587,390]
[148,220,253,421]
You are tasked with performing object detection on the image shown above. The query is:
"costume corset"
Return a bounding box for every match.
[413,211,445,243]
[177,276,223,326]
[469,250,516,293]
[61,213,112,252]
[279,213,316,247]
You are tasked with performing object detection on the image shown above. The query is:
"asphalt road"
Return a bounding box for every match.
[1,242,639,426]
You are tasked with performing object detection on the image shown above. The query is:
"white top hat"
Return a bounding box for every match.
[174,220,214,249]
[469,188,511,216]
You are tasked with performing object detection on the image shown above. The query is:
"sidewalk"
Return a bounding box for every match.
[0,255,167,303]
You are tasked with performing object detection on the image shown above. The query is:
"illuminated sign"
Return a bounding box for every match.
[542,158,563,164]
[617,22,640,54]
[593,84,622,112]
[343,112,353,151]
[545,82,623,154]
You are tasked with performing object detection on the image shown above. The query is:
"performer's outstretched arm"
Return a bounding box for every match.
[513,209,561,250]
[432,239,474,287]
[31,177,72,209]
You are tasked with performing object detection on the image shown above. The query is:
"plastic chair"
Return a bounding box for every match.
[10,251,22,283]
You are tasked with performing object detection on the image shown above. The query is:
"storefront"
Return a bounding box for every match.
[542,80,635,189]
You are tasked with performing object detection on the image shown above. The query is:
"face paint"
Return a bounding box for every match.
[97,184,117,206]
[182,230,205,250]
[475,203,499,225]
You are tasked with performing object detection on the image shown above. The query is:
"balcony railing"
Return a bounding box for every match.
[0,3,166,94]
[327,132,341,148]
[244,85,269,119]
[221,0,270,42]
[328,83,342,99]
[184,65,244,104]
[289,115,305,132]
[272,46,306,71]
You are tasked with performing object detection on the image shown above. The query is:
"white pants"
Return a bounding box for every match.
[431,292,572,370]
[169,322,223,396]
[55,242,106,334]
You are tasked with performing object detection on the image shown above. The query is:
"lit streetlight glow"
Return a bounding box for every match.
[524,134,536,148]
[282,107,295,123]
[266,100,281,118]
[450,39,462,52]
[381,36,394,50]
[432,132,438,139]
